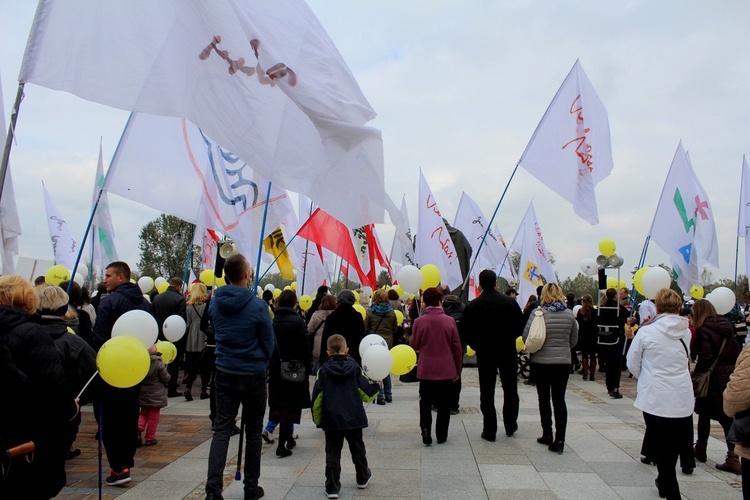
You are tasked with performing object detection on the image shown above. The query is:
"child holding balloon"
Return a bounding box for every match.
[137,344,171,446]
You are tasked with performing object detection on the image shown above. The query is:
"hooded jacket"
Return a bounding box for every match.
[92,282,152,350]
[209,285,275,375]
[311,354,379,430]
[139,352,170,408]
[626,313,694,418]
[320,303,366,366]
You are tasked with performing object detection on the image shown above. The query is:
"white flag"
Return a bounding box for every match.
[510,202,557,287]
[388,195,415,276]
[20,0,385,228]
[453,192,506,273]
[517,223,545,307]
[108,114,292,261]
[0,74,21,275]
[43,184,79,269]
[90,141,119,269]
[415,170,463,289]
[493,225,516,283]
[738,156,750,279]
[519,60,613,225]
[650,142,719,291]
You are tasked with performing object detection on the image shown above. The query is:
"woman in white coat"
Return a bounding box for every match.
[626,288,693,500]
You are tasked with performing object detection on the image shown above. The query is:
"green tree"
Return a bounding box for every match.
[559,273,599,299]
[138,214,201,280]
[377,269,391,288]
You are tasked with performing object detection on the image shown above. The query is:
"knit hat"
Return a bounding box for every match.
[336,289,355,306]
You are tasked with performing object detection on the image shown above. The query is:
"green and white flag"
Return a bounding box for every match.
[90,141,119,270]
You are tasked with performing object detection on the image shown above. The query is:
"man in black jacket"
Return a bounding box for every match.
[92,261,152,486]
[152,277,187,397]
[464,269,524,440]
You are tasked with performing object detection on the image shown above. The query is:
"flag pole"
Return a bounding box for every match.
[253,182,273,290]
[300,201,314,294]
[0,83,25,207]
[66,113,135,295]
[460,163,519,293]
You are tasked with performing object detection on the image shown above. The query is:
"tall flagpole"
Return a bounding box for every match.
[253,182,273,291]
[0,83,25,206]
[460,164,519,293]
[300,201,314,294]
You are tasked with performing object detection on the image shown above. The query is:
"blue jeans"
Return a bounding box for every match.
[379,374,392,400]
[206,370,267,495]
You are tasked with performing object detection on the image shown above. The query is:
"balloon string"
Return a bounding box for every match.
[76,370,99,401]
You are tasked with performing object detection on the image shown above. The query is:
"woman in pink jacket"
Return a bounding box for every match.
[410,287,463,446]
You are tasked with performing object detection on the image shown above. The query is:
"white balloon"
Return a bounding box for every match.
[359,333,387,359]
[112,310,158,348]
[641,267,671,298]
[154,277,167,288]
[707,287,736,315]
[397,265,422,294]
[361,344,393,381]
[264,284,275,292]
[163,314,187,342]
[138,276,155,294]
[579,258,598,276]
[73,273,84,286]
[573,305,582,316]
[75,263,89,278]
[256,286,263,296]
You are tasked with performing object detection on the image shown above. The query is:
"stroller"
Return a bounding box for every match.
[517,337,530,379]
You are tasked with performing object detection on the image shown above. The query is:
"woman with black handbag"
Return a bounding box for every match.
[268,290,311,458]
[692,299,741,473]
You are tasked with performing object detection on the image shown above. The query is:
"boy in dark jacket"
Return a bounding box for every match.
[312,335,380,499]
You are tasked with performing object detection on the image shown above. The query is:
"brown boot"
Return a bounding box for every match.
[581,359,589,380]
[693,444,707,463]
[715,451,741,474]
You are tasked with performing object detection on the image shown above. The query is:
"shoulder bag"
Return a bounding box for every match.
[690,337,726,399]
[524,308,546,354]
[275,338,306,383]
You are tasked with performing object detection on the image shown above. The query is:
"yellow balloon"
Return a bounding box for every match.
[283,286,292,291]
[633,266,651,296]
[130,278,136,284]
[606,277,618,290]
[393,285,404,298]
[690,285,704,299]
[291,281,297,290]
[599,238,616,258]
[390,345,417,375]
[97,336,150,388]
[353,291,360,304]
[299,294,313,311]
[420,264,441,290]
[516,337,524,352]
[353,303,366,320]
[155,340,177,364]
[394,309,404,326]
[200,269,215,286]
[466,345,476,356]
[273,288,282,299]
[215,276,226,287]
[45,265,71,286]
[157,281,169,294]
[619,280,628,291]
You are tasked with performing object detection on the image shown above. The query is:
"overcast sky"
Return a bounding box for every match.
[1,1,749,287]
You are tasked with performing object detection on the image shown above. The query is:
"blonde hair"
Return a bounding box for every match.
[187,282,208,305]
[0,275,39,314]
[540,283,565,305]
[655,288,682,315]
[37,285,69,311]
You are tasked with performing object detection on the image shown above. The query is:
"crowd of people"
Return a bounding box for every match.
[4,257,750,499]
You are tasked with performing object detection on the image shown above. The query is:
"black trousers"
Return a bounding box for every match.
[534,364,570,441]
[100,384,140,471]
[419,379,453,441]
[696,410,734,451]
[599,340,623,391]
[184,350,212,392]
[477,354,518,438]
[167,336,187,392]
[448,374,462,411]
[324,429,369,494]
[643,412,693,500]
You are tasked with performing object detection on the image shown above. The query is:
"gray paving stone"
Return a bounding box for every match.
[478,464,546,490]
[420,457,480,476]
[421,474,487,499]
[118,481,199,500]
[588,461,657,487]
[539,471,620,499]
[524,449,593,473]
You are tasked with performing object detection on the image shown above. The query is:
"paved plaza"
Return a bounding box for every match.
[58,368,742,499]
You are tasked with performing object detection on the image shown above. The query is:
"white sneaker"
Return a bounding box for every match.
[357,470,372,489]
[326,492,339,499]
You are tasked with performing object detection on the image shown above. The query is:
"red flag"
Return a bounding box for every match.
[298,208,370,286]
